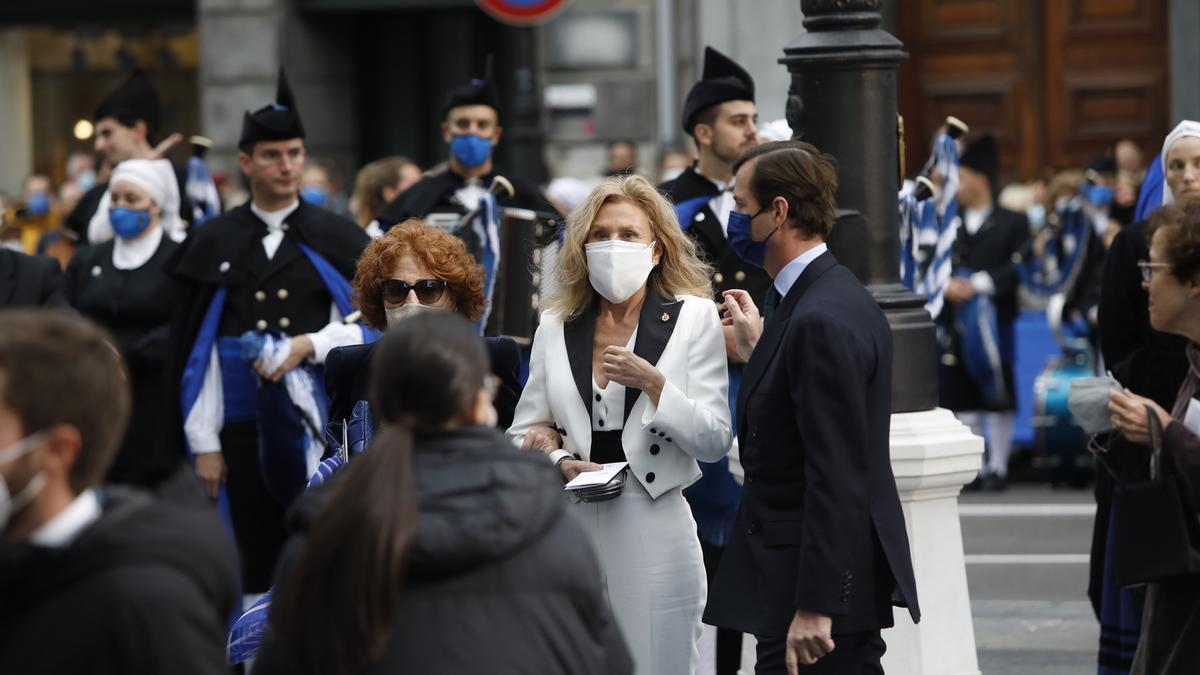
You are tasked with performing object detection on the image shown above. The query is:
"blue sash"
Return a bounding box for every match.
[674,195,710,231]
[1134,155,1163,223]
[954,277,1009,408]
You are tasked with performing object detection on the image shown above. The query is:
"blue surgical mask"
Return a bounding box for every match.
[1083,183,1114,207]
[727,207,777,268]
[300,186,328,208]
[109,207,152,240]
[450,133,494,168]
[76,170,97,192]
[25,192,51,217]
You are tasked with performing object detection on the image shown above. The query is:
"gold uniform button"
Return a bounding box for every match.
[255,291,267,302]
[278,317,291,329]
[255,319,268,330]
[714,272,725,284]
[735,270,746,282]
[277,288,289,300]
[661,312,670,322]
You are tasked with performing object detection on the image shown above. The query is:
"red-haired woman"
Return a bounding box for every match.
[324,219,522,428]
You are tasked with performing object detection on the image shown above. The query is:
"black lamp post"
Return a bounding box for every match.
[781,0,938,413]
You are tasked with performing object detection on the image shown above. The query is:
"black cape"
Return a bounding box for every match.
[375,167,556,230]
[937,205,1030,411]
[0,486,239,675]
[66,236,182,488]
[164,200,368,591]
[659,165,772,305]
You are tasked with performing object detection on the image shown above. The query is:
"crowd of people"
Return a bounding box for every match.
[0,37,1198,675]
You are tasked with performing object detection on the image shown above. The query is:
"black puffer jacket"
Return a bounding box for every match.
[256,426,633,675]
[0,486,239,675]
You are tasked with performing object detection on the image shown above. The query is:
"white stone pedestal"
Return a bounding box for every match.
[881,408,983,675]
[737,407,983,675]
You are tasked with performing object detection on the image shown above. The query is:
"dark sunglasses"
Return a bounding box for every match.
[381,278,447,306]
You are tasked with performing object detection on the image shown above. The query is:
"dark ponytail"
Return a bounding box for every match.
[273,425,418,675]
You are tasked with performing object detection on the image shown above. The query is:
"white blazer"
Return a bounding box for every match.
[508,290,733,499]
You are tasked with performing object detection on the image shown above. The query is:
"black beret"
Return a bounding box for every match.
[681,47,755,136]
[239,68,306,149]
[93,68,162,136]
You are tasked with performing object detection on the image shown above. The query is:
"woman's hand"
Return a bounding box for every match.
[194,452,227,500]
[1109,389,1171,446]
[602,346,665,404]
[521,425,563,452]
[559,459,604,483]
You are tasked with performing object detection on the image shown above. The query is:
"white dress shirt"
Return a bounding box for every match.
[29,489,101,548]
[698,172,736,236]
[773,242,828,298]
[185,200,364,455]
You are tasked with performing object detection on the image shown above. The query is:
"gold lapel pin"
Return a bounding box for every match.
[661,312,670,322]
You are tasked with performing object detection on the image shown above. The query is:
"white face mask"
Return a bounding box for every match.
[585,240,657,305]
[384,302,433,328]
[0,431,48,532]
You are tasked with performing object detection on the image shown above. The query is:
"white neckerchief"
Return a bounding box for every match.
[454,177,488,212]
[963,205,993,237]
[250,200,299,260]
[698,170,736,236]
[111,222,164,271]
[774,242,828,298]
[29,489,101,549]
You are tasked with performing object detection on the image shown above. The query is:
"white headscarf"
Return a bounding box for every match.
[1161,120,1200,205]
[89,158,186,244]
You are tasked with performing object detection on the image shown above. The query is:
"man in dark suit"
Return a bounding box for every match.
[0,249,67,309]
[706,140,919,674]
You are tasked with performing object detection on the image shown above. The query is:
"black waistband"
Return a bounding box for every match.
[591,430,626,464]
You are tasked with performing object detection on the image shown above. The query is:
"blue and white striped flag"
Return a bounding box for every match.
[471,193,502,334]
[899,131,961,319]
[186,155,221,225]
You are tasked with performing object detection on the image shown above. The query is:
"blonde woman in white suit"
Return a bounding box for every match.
[509,174,733,675]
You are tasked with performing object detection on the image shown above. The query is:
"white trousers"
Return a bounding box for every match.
[571,480,706,675]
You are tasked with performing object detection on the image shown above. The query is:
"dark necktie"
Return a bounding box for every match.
[762,285,782,323]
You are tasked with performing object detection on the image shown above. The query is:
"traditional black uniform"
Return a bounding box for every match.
[0,249,67,308]
[374,67,555,232]
[165,69,370,592]
[64,69,193,242]
[661,46,767,675]
[67,233,180,488]
[376,168,554,232]
[937,136,1030,413]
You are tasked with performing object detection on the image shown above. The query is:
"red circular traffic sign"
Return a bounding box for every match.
[475,0,571,25]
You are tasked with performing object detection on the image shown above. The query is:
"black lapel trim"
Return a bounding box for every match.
[737,251,838,435]
[563,298,599,419]
[624,283,682,422]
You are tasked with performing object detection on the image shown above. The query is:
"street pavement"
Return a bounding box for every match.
[963,484,1099,674]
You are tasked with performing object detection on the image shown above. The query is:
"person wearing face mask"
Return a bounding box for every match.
[65,158,185,491]
[710,140,919,675]
[371,62,556,233]
[1090,121,1200,666]
[324,219,523,430]
[0,311,238,675]
[253,311,632,675]
[1104,198,1200,673]
[11,175,61,254]
[509,174,732,675]
[659,45,770,675]
[64,68,194,245]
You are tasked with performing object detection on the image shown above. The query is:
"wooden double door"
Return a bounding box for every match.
[897,0,1169,183]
